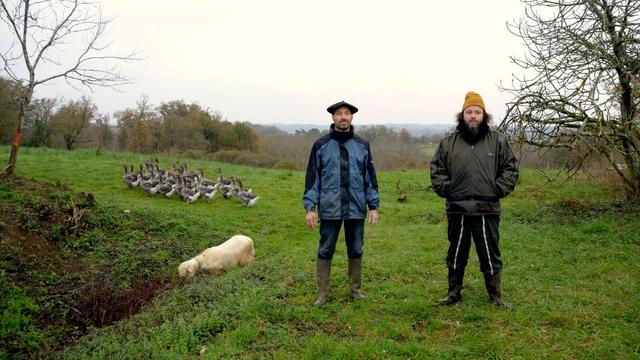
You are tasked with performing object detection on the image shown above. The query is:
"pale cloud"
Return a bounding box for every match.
[1,0,526,125]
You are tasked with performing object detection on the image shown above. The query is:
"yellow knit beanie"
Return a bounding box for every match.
[462,91,485,111]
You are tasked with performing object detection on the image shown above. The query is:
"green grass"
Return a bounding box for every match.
[1,145,639,359]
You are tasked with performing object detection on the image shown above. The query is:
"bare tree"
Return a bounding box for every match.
[0,0,138,176]
[92,113,113,150]
[501,0,640,200]
[51,95,95,150]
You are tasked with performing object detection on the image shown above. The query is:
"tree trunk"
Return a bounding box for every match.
[5,132,20,177]
[628,160,640,203]
[3,111,25,177]
[3,85,33,177]
[623,150,640,201]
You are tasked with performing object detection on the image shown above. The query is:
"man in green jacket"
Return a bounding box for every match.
[430,91,519,308]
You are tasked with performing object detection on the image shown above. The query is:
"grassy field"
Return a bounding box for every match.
[1,146,639,359]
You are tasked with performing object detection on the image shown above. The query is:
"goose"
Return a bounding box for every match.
[164,170,177,186]
[121,164,129,179]
[122,164,139,187]
[154,174,176,198]
[191,174,217,201]
[141,178,158,196]
[396,179,407,202]
[140,166,160,196]
[217,173,235,199]
[179,165,198,188]
[197,180,217,195]
[201,189,217,201]
[121,161,261,207]
[181,163,197,181]
[154,158,164,173]
[238,193,260,207]
[131,169,142,187]
[154,161,167,178]
[176,175,200,203]
[144,160,156,176]
[198,169,216,188]
[231,178,260,207]
[139,164,152,183]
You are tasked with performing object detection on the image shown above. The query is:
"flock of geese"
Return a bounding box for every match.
[121,159,260,207]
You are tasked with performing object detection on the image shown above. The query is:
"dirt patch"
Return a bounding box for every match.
[69,277,173,329]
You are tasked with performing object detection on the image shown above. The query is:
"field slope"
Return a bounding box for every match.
[1,146,639,359]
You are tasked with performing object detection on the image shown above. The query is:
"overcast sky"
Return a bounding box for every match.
[2,0,527,125]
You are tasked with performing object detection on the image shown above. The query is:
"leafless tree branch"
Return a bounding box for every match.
[0,0,140,176]
[501,0,640,200]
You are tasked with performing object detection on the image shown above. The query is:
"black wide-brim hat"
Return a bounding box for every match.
[327,100,358,115]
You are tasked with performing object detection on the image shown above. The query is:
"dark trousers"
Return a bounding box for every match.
[446,214,503,275]
[317,219,365,260]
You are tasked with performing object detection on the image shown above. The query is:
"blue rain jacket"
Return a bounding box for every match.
[303,125,380,219]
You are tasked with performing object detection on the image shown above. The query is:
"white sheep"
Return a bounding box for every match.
[178,235,255,279]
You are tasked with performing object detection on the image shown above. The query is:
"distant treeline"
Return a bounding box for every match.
[2,77,451,170]
[3,75,602,171]
[252,124,445,170]
[3,76,611,172]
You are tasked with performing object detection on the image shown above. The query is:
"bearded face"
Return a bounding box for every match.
[332,107,353,132]
[463,105,484,129]
[457,106,490,144]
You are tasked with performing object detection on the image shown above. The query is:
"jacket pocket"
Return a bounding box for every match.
[319,187,340,217]
[351,187,366,214]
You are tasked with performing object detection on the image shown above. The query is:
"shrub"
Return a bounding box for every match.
[211,150,276,168]
[272,160,299,170]
[180,149,206,160]
[211,149,243,163]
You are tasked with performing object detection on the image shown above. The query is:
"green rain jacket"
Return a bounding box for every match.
[430,129,519,215]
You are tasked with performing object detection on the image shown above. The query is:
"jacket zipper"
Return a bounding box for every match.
[471,144,475,197]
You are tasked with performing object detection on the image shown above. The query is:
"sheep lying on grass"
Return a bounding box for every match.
[178,235,255,279]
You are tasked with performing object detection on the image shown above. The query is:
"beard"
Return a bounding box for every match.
[457,119,489,145]
[334,121,351,131]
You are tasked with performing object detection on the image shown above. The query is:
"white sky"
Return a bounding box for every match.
[2,0,527,125]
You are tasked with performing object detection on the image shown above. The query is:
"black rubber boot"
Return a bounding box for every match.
[314,258,331,306]
[438,268,464,305]
[348,257,365,299]
[484,272,511,309]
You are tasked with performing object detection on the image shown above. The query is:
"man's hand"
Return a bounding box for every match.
[368,209,379,226]
[305,211,317,230]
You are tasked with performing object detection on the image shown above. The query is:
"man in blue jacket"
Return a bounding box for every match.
[303,100,380,306]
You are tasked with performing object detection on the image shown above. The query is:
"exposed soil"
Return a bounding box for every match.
[0,176,174,355]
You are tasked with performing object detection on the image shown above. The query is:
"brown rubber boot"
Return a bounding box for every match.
[484,272,511,309]
[348,257,365,299]
[438,268,464,305]
[313,258,331,306]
